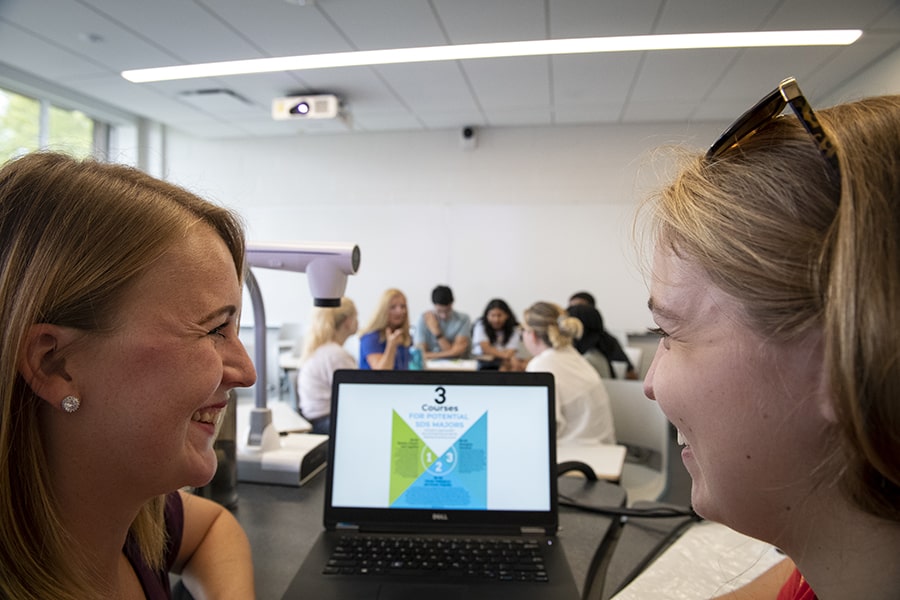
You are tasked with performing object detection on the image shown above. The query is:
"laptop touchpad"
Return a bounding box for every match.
[378,584,469,600]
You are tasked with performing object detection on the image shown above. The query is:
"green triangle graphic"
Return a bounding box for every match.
[390,410,435,504]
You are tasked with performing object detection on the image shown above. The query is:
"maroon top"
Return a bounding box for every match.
[123,492,184,599]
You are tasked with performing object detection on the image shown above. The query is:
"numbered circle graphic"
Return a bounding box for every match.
[419,445,458,476]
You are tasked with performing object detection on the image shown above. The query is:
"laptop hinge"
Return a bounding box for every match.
[336,523,360,531]
[520,526,546,535]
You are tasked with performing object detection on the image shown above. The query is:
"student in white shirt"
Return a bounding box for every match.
[522,301,615,446]
[298,297,358,434]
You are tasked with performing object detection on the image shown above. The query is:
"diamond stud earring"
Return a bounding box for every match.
[61,395,81,413]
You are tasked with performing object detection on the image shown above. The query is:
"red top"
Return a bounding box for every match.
[777,568,817,600]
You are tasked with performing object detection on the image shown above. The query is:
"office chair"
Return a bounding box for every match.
[603,379,670,505]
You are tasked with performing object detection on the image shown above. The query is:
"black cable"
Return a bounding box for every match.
[580,511,625,600]
[559,493,702,599]
[558,493,701,520]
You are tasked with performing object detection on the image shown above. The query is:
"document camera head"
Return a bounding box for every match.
[245,242,361,306]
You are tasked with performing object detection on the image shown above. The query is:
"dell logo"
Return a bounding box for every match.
[431,513,449,521]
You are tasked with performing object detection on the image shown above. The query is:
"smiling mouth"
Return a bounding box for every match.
[191,408,222,426]
[677,429,689,447]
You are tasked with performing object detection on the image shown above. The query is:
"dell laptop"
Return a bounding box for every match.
[281,368,580,600]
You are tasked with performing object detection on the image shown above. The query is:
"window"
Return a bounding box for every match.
[0,88,40,160]
[0,86,103,163]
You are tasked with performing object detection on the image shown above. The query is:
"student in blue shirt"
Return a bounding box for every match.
[358,288,412,370]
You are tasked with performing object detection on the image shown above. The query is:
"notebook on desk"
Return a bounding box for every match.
[281,368,580,600]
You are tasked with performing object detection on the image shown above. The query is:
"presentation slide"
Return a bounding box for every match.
[331,382,550,511]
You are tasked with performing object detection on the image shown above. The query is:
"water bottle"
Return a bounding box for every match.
[409,346,423,370]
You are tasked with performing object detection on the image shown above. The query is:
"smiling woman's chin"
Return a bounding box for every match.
[183,449,219,489]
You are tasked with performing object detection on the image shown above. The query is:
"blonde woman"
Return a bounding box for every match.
[522,301,616,446]
[642,83,900,597]
[358,289,413,370]
[298,298,358,434]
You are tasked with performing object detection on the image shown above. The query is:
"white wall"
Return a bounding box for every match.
[163,122,725,349]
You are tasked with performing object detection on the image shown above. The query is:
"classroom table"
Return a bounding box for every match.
[175,470,699,600]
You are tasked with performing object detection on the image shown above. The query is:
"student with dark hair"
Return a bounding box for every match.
[471,298,525,371]
[414,285,471,360]
[566,304,638,379]
[567,291,596,308]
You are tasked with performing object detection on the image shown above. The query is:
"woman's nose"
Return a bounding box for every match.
[643,354,657,401]
[225,338,258,388]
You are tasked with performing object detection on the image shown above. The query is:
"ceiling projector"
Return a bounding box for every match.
[272,94,340,120]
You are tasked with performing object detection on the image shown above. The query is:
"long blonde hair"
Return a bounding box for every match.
[301,297,357,361]
[361,288,411,346]
[523,301,582,349]
[0,152,246,599]
[641,94,900,521]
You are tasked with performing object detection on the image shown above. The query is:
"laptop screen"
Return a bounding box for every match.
[325,369,558,532]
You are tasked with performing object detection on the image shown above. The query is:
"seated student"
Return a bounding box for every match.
[567,290,596,308]
[471,298,525,371]
[298,297,358,434]
[522,301,615,446]
[642,85,900,597]
[358,288,412,370]
[414,285,471,360]
[566,303,638,379]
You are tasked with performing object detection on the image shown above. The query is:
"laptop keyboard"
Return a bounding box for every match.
[323,535,550,583]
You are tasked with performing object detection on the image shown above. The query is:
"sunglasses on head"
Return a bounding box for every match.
[706,76,841,185]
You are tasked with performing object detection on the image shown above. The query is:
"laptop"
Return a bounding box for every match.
[281,368,580,600]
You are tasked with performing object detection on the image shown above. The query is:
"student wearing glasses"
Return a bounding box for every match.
[641,79,900,598]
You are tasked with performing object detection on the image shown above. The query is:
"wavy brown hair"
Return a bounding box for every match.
[0,152,246,599]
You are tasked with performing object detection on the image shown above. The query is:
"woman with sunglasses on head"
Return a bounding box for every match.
[641,79,900,598]
[0,152,257,599]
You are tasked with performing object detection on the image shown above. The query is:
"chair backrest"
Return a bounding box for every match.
[603,379,671,504]
[583,349,612,378]
[603,379,670,476]
[623,345,643,376]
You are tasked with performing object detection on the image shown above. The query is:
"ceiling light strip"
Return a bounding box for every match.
[122,29,863,83]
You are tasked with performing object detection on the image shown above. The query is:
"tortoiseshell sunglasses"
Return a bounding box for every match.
[706,76,840,185]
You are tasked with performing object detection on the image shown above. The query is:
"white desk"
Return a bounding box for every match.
[424,358,479,370]
[557,444,628,481]
[611,521,783,599]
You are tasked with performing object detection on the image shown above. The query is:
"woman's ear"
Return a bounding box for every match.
[18,323,79,406]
